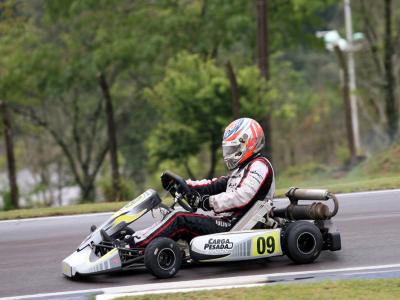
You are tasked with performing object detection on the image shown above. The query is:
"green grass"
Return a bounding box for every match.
[0,201,128,220]
[274,144,400,197]
[116,279,400,300]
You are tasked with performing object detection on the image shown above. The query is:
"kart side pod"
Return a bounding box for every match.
[273,187,339,220]
[190,229,283,262]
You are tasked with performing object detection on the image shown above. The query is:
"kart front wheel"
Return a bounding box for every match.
[283,221,323,264]
[144,237,182,279]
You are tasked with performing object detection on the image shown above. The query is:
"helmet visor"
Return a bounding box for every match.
[222,144,241,158]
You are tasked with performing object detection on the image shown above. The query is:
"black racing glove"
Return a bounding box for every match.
[187,191,211,211]
[161,172,175,191]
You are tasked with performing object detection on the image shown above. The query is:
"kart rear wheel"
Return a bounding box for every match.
[144,237,182,279]
[283,221,323,264]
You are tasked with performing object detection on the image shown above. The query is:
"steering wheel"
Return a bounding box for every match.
[161,171,196,212]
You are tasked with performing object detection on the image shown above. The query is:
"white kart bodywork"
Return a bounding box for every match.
[62,246,122,277]
[190,229,283,262]
[62,189,160,277]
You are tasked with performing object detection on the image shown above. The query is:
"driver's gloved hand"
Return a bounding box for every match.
[161,172,175,190]
[188,191,211,211]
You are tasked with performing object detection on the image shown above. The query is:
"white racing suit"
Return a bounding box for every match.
[135,155,275,248]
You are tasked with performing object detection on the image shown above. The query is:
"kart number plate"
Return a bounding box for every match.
[252,230,282,257]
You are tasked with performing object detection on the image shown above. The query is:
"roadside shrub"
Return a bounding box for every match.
[1,190,14,211]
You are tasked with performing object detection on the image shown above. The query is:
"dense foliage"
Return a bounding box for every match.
[0,0,399,207]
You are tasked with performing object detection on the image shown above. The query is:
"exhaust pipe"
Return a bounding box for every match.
[273,202,331,220]
[273,187,339,220]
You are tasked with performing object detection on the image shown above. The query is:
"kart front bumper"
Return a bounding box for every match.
[62,246,122,277]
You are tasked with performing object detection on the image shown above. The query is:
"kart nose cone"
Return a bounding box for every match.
[62,261,72,277]
[62,246,122,277]
[62,246,92,277]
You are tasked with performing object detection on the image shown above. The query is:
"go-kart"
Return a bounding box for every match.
[62,172,341,279]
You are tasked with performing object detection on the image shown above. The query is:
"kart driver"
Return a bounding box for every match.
[135,117,275,248]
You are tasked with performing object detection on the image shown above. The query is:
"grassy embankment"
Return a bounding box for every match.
[115,279,400,300]
[1,145,399,220]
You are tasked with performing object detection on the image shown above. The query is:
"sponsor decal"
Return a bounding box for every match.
[250,170,263,179]
[204,238,234,250]
[228,182,237,189]
[215,220,231,227]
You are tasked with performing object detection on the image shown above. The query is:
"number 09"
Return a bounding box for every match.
[256,236,275,254]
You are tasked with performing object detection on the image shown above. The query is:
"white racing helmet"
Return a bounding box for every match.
[222,118,265,170]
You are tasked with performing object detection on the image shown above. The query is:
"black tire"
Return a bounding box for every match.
[144,237,182,279]
[283,221,323,264]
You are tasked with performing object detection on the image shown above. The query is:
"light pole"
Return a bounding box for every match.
[344,0,361,156]
[316,29,364,164]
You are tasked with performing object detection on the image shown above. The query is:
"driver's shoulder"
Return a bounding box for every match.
[241,157,273,181]
[245,155,270,170]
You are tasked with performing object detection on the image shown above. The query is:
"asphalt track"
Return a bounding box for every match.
[1,189,400,298]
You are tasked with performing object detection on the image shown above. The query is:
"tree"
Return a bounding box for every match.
[0,101,19,209]
[225,60,241,119]
[0,0,26,208]
[1,0,170,201]
[0,1,111,201]
[383,0,398,142]
[0,0,378,208]
[98,73,121,201]
[146,53,231,179]
[145,51,304,177]
[353,0,400,145]
[256,0,272,161]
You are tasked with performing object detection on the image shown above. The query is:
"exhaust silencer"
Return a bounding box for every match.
[286,187,329,201]
[273,187,339,220]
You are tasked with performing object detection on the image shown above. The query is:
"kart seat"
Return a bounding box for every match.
[229,200,273,231]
